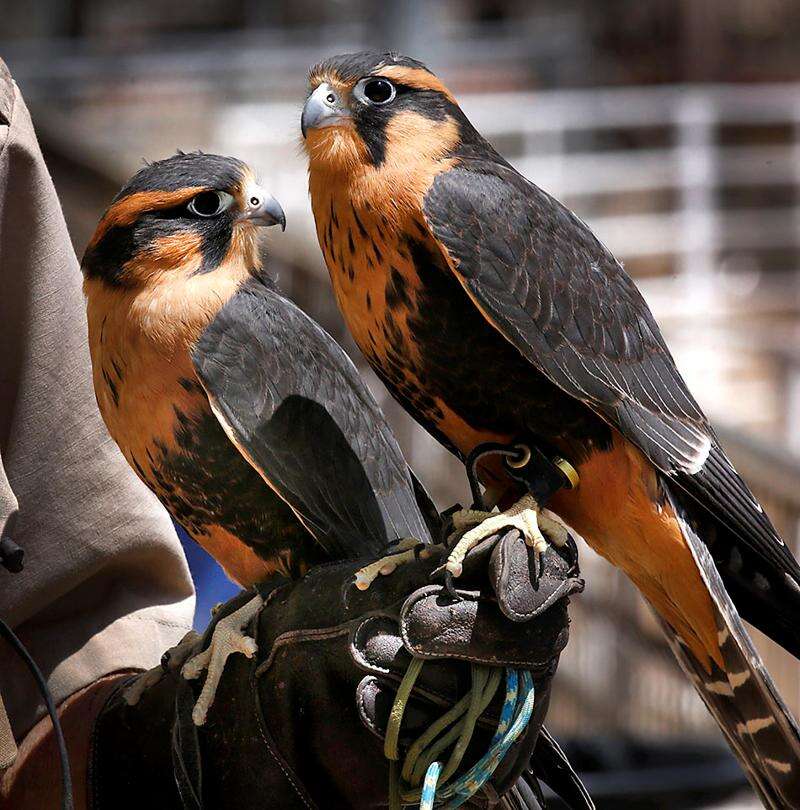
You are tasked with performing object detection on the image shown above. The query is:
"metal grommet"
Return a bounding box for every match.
[506,443,532,469]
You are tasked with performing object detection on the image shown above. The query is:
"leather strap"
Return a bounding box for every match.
[489,532,584,623]
[172,679,202,810]
[530,728,595,810]
[400,586,570,668]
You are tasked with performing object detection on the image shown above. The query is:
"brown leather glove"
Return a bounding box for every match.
[90,532,589,809]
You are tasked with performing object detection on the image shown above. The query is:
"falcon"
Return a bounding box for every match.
[302,51,800,804]
[81,151,433,723]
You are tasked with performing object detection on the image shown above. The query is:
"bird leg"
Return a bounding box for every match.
[354,537,432,590]
[444,494,570,577]
[181,594,262,725]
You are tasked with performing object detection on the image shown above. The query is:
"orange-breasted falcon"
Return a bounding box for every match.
[302,51,800,803]
[81,151,434,723]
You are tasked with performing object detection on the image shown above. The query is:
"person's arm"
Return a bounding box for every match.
[0,56,194,802]
[1,673,130,808]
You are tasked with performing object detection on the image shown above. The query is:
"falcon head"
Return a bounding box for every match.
[302,51,466,175]
[81,151,285,288]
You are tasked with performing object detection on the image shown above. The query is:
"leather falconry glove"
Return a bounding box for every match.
[90,531,590,810]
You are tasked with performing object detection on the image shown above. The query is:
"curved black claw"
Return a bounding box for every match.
[428,563,463,602]
[442,570,461,602]
[532,545,542,587]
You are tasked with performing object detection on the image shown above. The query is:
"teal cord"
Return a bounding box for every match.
[491,669,519,745]
[440,671,536,808]
[420,762,443,810]
[407,666,498,788]
[386,665,536,808]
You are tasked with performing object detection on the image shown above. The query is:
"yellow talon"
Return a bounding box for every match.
[181,595,262,725]
[354,538,424,590]
[444,495,570,578]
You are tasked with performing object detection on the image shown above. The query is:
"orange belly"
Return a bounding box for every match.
[550,431,721,670]
[189,524,279,588]
[449,419,722,672]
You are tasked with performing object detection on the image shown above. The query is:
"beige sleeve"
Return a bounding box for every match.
[0,58,195,740]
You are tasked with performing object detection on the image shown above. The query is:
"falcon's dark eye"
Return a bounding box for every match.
[187,191,227,218]
[362,78,395,105]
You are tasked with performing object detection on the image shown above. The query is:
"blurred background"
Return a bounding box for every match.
[3,1,800,806]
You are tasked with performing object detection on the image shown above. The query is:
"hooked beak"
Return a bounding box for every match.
[301,83,352,139]
[240,184,286,231]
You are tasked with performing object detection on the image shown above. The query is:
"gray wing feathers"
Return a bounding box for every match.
[425,165,712,476]
[193,280,431,560]
[424,162,799,587]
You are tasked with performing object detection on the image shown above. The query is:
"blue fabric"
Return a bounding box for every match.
[174,522,239,630]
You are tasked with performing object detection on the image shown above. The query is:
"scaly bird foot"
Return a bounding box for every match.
[354,537,431,590]
[123,629,203,706]
[181,595,262,725]
[445,494,569,577]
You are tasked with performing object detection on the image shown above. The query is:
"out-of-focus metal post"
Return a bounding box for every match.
[789,95,800,714]
[787,106,800,458]
[377,0,436,58]
[676,91,718,305]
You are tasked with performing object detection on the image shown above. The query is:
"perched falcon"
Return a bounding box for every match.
[302,51,800,804]
[81,151,434,722]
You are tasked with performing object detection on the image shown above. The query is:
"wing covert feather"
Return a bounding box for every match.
[424,163,710,475]
[192,278,432,560]
[423,159,799,582]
